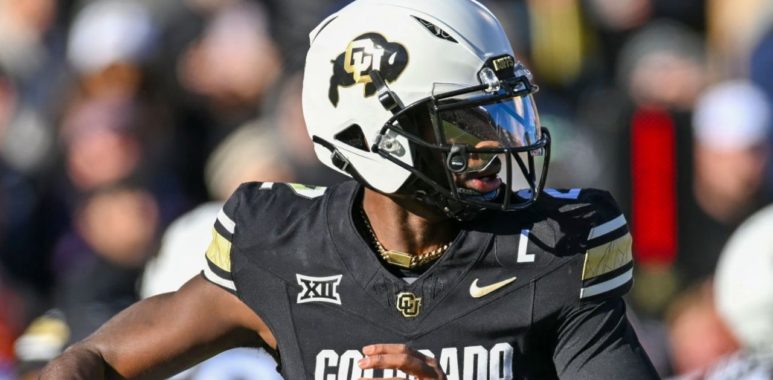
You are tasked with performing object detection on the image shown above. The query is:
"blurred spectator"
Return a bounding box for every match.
[749,25,773,194]
[0,0,69,115]
[584,0,705,88]
[679,80,771,287]
[140,120,290,379]
[709,204,773,379]
[14,184,160,377]
[0,0,57,82]
[653,81,772,377]
[13,184,158,375]
[706,0,773,79]
[177,0,280,132]
[66,0,157,100]
[203,121,293,203]
[0,0,65,303]
[62,0,191,222]
[586,0,652,32]
[666,280,739,378]
[266,73,346,186]
[0,62,55,178]
[14,117,291,379]
[52,185,159,342]
[60,98,142,192]
[617,21,706,112]
[593,21,707,316]
[55,93,183,223]
[142,120,292,297]
[0,61,61,326]
[525,0,589,87]
[165,0,286,203]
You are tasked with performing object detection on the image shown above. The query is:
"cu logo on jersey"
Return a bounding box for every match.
[328,33,408,106]
[297,274,343,305]
[396,292,422,318]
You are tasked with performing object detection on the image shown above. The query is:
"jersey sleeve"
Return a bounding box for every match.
[552,297,659,379]
[577,190,634,301]
[200,182,328,294]
[551,190,657,378]
[201,185,242,293]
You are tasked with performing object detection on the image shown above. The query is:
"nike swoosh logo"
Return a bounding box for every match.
[469,277,517,298]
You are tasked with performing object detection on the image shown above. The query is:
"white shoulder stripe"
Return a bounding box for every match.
[203,265,236,291]
[588,214,627,240]
[217,208,235,234]
[579,267,633,299]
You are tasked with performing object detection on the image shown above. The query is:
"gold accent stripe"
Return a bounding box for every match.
[205,228,232,272]
[581,233,633,280]
[288,183,327,198]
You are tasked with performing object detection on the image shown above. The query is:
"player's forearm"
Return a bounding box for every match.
[39,344,123,380]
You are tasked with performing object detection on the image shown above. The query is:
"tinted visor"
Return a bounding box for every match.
[438,94,541,173]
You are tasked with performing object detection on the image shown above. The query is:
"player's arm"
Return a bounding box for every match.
[550,190,658,379]
[39,274,274,380]
[552,297,658,379]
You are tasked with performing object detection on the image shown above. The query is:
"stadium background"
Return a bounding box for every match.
[0,0,772,378]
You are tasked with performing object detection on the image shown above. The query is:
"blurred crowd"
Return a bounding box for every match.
[0,0,772,379]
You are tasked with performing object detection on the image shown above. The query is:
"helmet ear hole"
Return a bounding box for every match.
[334,124,370,152]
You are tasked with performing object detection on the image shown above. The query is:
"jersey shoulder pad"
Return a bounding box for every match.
[202,182,329,292]
[538,188,634,301]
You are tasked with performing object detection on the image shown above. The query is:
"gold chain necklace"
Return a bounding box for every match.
[359,207,451,269]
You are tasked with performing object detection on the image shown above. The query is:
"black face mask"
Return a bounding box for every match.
[372,71,552,220]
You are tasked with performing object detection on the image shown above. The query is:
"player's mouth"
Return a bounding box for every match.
[456,158,502,199]
[463,172,502,194]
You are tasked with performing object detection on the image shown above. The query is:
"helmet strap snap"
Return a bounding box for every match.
[446,144,468,172]
[371,70,404,114]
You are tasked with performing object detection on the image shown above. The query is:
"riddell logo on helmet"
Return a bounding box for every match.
[328,33,408,107]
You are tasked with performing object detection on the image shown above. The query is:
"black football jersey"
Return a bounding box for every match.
[202,180,658,379]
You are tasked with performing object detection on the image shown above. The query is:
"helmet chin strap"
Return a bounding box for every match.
[313,133,482,220]
[399,177,484,221]
[457,186,500,201]
[311,135,374,188]
[370,70,482,220]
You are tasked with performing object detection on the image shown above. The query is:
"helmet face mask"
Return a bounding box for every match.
[372,65,551,218]
[302,0,552,219]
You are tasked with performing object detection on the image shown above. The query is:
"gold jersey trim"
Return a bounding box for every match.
[206,228,233,273]
[581,232,633,280]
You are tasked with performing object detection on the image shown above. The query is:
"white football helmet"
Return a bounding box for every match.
[715,204,773,356]
[302,0,550,219]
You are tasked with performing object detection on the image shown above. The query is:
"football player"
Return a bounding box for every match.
[41,0,659,378]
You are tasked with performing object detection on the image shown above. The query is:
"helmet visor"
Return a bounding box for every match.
[438,94,541,173]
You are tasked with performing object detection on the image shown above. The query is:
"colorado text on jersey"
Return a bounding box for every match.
[316,343,514,380]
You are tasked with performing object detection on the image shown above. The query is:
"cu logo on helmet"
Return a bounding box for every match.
[344,39,383,84]
[328,33,408,107]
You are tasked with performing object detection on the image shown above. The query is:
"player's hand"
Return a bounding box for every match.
[358,343,447,380]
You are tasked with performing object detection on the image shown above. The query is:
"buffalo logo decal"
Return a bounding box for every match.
[328,33,408,107]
